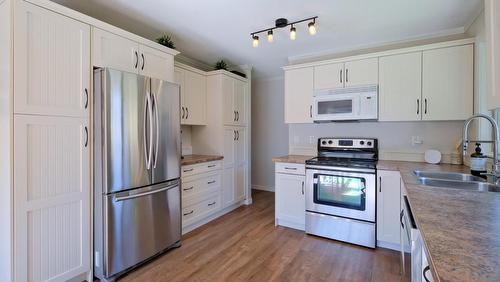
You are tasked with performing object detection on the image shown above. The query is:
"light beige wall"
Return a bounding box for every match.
[251,77,289,191]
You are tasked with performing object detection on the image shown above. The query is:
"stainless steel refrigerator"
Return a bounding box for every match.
[93,68,181,281]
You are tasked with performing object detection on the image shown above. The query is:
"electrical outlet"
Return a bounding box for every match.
[309,136,316,144]
[412,136,423,146]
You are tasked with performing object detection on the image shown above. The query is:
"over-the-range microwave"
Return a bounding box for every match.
[312,85,378,122]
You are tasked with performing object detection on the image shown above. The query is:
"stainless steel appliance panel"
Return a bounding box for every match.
[306,211,376,248]
[101,69,152,193]
[151,79,181,183]
[104,181,181,277]
[305,167,376,222]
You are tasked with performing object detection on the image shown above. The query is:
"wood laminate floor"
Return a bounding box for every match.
[119,190,406,282]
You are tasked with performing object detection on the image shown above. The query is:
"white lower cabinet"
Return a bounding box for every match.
[275,163,306,231]
[377,170,402,249]
[14,115,90,282]
[181,161,224,234]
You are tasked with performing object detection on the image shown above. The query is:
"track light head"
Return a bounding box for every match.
[252,35,259,48]
[290,26,296,40]
[267,30,273,43]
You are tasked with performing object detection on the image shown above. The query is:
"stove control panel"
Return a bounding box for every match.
[318,138,377,149]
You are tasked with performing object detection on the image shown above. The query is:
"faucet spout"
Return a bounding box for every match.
[463,114,500,175]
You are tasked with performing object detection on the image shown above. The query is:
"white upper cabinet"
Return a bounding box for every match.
[14,1,90,117]
[486,0,500,110]
[314,63,344,90]
[93,28,139,74]
[344,58,379,87]
[285,67,314,123]
[175,66,207,125]
[14,115,90,282]
[93,28,175,82]
[221,74,247,126]
[139,44,174,82]
[234,79,247,126]
[422,45,473,120]
[379,52,422,121]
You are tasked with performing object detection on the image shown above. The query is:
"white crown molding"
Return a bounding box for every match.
[287,27,468,66]
[464,1,485,33]
[175,54,213,72]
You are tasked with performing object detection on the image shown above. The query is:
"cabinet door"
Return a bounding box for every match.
[14,1,90,117]
[174,67,189,124]
[184,70,207,125]
[314,63,344,90]
[344,58,379,87]
[139,44,174,82]
[285,67,314,123]
[422,45,473,120]
[377,170,401,245]
[235,127,246,165]
[93,28,139,74]
[222,167,235,208]
[486,0,500,110]
[14,115,90,282]
[379,52,422,121]
[234,79,247,126]
[235,164,246,202]
[223,127,236,168]
[275,173,305,229]
[222,76,236,125]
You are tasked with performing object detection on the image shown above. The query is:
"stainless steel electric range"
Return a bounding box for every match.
[305,137,378,248]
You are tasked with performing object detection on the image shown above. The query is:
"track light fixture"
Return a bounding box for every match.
[250,16,318,47]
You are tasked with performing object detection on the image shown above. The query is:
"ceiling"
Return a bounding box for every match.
[52,0,482,79]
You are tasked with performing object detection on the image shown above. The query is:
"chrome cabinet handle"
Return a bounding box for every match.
[183,186,194,191]
[183,210,194,216]
[141,53,145,70]
[234,111,237,122]
[284,167,297,170]
[424,98,428,114]
[152,92,159,168]
[84,88,88,109]
[379,176,382,192]
[207,164,216,168]
[208,180,216,184]
[208,201,216,206]
[340,69,343,83]
[345,68,349,83]
[186,107,189,119]
[134,51,138,69]
[84,126,88,147]
[234,130,236,141]
[309,105,312,118]
[301,181,304,195]
[423,266,431,282]
[417,99,420,115]
[183,168,194,172]
[236,130,239,141]
[236,111,239,121]
[400,210,404,228]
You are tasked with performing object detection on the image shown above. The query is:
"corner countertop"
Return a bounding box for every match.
[181,154,223,166]
[272,155,314,164]
[379,160,500,282]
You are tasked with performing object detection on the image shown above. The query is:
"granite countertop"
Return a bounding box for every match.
[379,160,500,282]
[181,154,223,166]
[272,155,314,164]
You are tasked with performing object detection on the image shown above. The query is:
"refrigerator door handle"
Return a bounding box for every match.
[143,92,150,169]
[144,87,153,170]
[152,91,160,168]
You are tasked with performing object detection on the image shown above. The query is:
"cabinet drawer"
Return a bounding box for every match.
[182,171,221,205]
[275,163,305,175]
[182,195,221,227]
[181,161,221,177]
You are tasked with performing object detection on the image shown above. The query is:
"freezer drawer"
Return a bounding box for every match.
[102,180,181,278]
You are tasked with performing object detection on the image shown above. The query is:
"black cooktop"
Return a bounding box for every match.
[306,157,377,169]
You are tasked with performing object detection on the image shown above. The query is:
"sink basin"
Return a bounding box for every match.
[413,170,485,182]
[417,177,500,192]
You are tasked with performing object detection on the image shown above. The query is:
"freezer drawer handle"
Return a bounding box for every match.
[183,210,194,216]
[114,185,173,202]
[423,266,431,282]
[207,180,216,184]
[208,201,216,206]
[183,186,194,191]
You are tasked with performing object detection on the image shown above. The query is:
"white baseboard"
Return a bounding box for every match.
[376,240,401,251]
[252,184,274,192]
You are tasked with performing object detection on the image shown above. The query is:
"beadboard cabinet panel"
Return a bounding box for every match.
[14,1,91,117]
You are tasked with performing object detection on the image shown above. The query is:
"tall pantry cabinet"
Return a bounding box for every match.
[192,71,250,209]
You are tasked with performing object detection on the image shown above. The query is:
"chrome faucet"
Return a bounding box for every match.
[463,114,500,182]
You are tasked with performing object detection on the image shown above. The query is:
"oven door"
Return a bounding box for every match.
[313,93,360,121]
[306,167,375,222]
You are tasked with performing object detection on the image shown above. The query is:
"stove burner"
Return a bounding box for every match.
[308,137,379,169]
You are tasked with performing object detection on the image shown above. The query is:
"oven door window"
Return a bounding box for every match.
[317,99,353,115]
[313,174,366,211]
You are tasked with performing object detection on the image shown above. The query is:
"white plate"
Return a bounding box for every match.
[424,150,442,164]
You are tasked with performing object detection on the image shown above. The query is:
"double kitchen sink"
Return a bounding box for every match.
[414,170,500,192]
